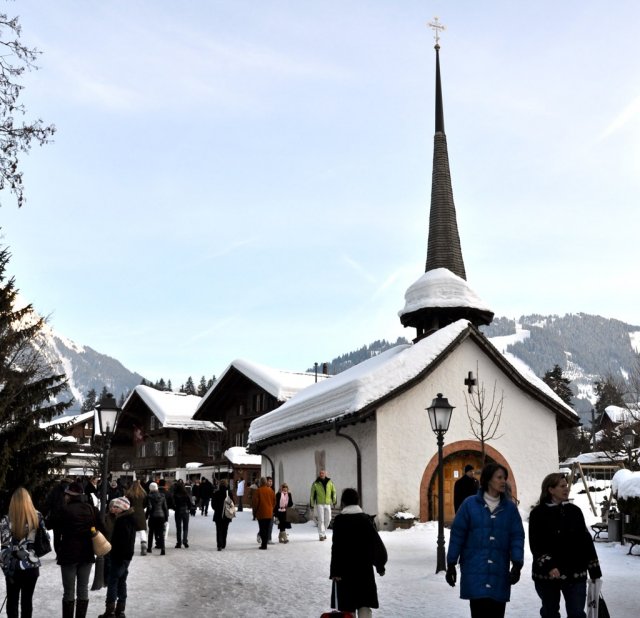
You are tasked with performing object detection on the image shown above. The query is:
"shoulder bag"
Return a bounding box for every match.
[33,516,52,557]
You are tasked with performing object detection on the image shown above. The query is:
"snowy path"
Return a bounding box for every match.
[2,507,638,617]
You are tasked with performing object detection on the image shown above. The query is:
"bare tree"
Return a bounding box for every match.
[464,364,504,465]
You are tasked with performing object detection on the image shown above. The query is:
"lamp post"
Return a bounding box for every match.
[427,393,454,574]
[91,393,121,590]
[623,431,635,470]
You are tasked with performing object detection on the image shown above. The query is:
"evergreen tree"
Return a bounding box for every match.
[98,386,110,404]
[594,375,626,415]
[542,364,574,406]
[81,388,97,412]
[167,379,172,392]
[0,14,55,208]
[184,376,196,396]
[197,376,208,397]
[206,375,216,390]
[155,378,166,391]
[0,245,71,492]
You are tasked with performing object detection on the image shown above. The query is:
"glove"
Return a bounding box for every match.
[509,562,523,585]
[376,566,385,576]
[445,564,457,587]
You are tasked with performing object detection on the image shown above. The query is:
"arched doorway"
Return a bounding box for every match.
[419,440,516,523]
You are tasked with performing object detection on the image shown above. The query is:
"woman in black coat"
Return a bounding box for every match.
[52,482,104,618]
[274,483,294,543]
[529,473,602,618]
[330,488,387,617]
[211,480,233,551]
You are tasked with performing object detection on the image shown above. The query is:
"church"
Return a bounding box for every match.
[247,36,578,527]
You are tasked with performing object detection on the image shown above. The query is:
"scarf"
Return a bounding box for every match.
[279,491,289,511]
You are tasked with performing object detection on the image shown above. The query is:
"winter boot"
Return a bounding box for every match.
[75,598,89,618]
[140,541,147,555]
[62,600,75,618]
[97,601,116,618]
[115,600,126,617]
[278,531,286,543]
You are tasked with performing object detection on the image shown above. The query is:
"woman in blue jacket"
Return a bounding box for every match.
[446,462,525,618]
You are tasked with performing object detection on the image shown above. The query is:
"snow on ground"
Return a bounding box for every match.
[3,482,638,617]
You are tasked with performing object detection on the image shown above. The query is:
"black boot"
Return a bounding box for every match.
[97,601,116,618]
[62,600,75,618]
[115,600,126,617]
[75,598,89,618]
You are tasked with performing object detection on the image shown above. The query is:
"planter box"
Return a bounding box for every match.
[391,519,415,530]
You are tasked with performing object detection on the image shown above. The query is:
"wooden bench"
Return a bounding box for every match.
[591,521,608,540]
[623,533,640,555]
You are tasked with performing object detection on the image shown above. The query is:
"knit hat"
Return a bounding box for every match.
[65,482,84,496]
[464,464,474,473]
[149,482,158,492]
[110,497,130,511]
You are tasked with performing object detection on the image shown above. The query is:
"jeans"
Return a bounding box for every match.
[237,496,244,511]
[215,518,230,549]
[5,569,39,618]
[469,598,506,618]
[106,559,130,603]
[148,517,165,549]
[60,562,93,602]
[315,504,332,537]
[535,580,587,618]
[175,510,189,545]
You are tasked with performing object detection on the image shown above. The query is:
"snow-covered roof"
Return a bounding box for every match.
[127,385,224,431]
[612,469,640,499]
[224,446,262,466]
[603,405,635,425]
[249,319,577,444]
[398,268,492,318]
[197,358,329,411]
[561,451,626,465]
[40,410,94,429]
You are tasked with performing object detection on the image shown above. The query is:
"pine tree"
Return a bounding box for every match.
[167,379,172,392]
[156,378,166,391]
[594,375,626,415]
[98,386,110,404]
[0,245,71,492]
[184,376,196,395]
[81,388,97,412]
[197,376,208,397]
[542,364,574,406]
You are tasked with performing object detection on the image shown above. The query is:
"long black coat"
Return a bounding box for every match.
[54,497,102,566]
[529,501,602,582]
[453,474,479,512]
[104,508,137,561]
[211,486,233,523]
[330,508,387,611]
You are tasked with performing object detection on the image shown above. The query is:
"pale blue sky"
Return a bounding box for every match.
[2,1,639,387]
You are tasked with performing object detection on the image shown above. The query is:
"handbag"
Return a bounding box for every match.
[587,579,610,618]
[33,522,52,557]
[223,496,236,519]
[285,506,299,524]
[91,529,112,557]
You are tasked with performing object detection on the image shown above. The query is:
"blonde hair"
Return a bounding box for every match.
[126,480,147,500]
[8,487,39,541]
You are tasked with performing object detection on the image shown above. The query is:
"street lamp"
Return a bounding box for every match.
[427,393,454,574]
[91,393,121,590]
[623,431,635,470]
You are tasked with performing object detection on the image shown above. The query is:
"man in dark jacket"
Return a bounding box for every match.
[454,465,479,513]
[199,477,213,516]
[98,497,137,618]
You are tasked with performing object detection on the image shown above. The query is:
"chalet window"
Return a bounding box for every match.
[139,443,146,457]
[167,440,175,456]
[234,432,245,447]
[149,416,156,431]
[253,393,267,413]
[154,441,162,456]
[208,440,220,457]
[238,404,245,416]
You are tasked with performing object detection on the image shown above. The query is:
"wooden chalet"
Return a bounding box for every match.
[108,385,224,480]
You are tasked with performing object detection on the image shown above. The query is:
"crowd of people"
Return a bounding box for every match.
[0,464,603,617]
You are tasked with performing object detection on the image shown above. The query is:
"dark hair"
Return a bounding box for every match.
[537,473,566,505]
[174,482,187,496]
[479,463,508,492]
[340,488,359,507]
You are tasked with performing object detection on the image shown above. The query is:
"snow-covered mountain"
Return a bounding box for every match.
[35,320,144,413]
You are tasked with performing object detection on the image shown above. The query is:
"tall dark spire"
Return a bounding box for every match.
[398,27,493,341]
[425,43,466,280]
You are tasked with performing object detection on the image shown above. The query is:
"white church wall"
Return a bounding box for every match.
[376,337,560,521]
[258,420,378,515]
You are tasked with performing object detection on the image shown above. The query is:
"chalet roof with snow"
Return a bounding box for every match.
[123,385,224,431]
[195,358,330,414]
[224,446,262,466]
[248,319,578,446]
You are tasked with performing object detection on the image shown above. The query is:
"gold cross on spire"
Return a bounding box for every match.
[428,16,446,46]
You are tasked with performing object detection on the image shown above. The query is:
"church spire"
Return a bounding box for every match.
[398,20,493,341]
